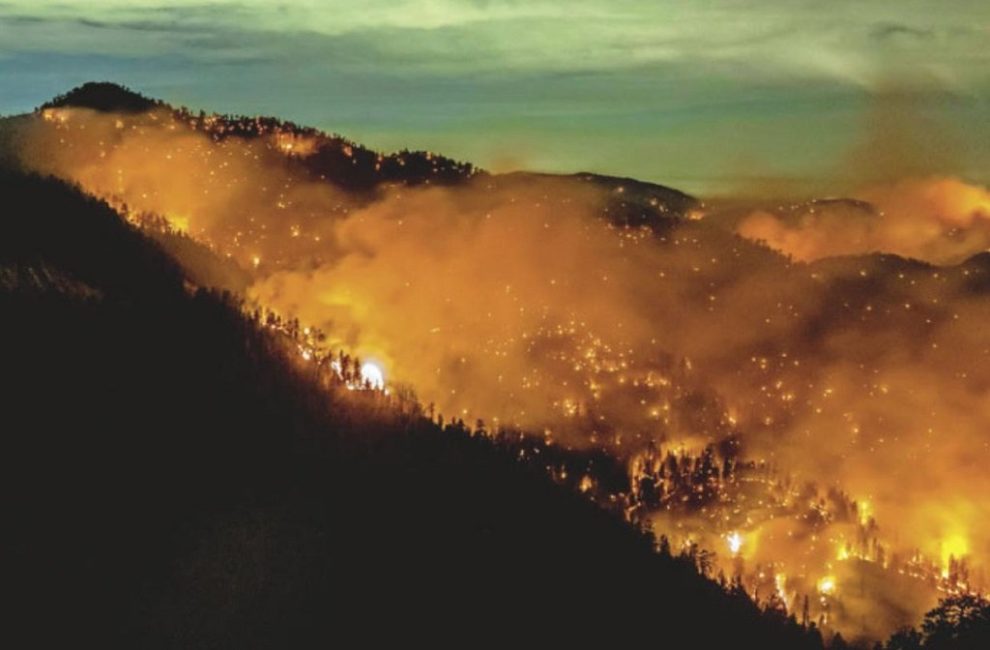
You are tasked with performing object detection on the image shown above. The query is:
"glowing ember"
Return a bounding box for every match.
[727,532,743,556]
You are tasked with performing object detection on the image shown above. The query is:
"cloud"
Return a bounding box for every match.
[2,1,988,194]
[2,0,988,83]
[870,22,935,41]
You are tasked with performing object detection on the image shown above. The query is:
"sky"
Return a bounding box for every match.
[1,0,988,194]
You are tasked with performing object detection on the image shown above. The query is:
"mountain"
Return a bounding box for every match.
[41,81,163,114]
[32,82,698,223]
[499,170,699,229]
[7,81,990,648]
[0,166,825,647]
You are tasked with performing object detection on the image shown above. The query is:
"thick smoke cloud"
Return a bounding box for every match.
[737,176,990,264]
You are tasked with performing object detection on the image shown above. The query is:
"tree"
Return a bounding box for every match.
[884,627,922,650]
[920,594,990,650]
[657,534,672,558]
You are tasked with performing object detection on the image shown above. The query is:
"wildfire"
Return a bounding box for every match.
[15,98,990,644]
[941,534,969,578]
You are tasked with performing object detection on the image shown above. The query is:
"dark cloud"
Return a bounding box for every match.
[74,17,221,35]
[870,22,935,41]
[1,13,47,24]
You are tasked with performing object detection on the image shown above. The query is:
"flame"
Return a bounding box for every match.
[360,361,385,390]
[858,500,872,526]
[727,531,743,556]
[940,534,969,576]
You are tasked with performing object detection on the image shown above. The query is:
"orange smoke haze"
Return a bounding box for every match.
[737,176,990,264]
[9,104,990,641]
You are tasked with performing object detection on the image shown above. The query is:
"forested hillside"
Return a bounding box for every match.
[0,170,821,647]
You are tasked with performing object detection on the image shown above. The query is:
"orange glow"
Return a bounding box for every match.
[12,101,990,643]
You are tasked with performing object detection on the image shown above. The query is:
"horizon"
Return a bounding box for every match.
[2,1,988,196]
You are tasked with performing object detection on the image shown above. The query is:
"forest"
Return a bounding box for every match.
[2,84,989,648]
[0,169,824,646]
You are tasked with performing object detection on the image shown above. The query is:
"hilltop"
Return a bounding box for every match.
[41,81,163,114]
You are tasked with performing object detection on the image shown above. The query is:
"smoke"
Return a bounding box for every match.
[846,85,962,186]
[734,85,987,265]
[15,107,354,271]
[737,176,990,264]
[10,104,990,640]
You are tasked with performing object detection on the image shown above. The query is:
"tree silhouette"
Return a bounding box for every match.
[920,594,990,650]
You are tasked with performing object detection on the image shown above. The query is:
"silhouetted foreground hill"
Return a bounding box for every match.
[0,170,823,648]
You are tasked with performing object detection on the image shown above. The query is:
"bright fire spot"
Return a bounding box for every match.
[168,214,190,234]
[360,361,385,390]
[858,500,872,525]
[727,531,743,555]
[940,534,969,575]
[818,576,836,595]
[775,573,788,598]
[579,475,594,493]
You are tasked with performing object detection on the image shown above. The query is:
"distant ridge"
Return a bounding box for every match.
[33,82,699,222]
[500,170,699,227]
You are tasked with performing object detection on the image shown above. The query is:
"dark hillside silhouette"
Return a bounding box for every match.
[0,170,824,648]
[41,81,163,114]
[501,170,698,229]
[880,595,990,650]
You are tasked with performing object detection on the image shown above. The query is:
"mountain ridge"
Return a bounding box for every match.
[33,81,698,221]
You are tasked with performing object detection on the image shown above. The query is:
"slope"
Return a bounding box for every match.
[0,169,821,648]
